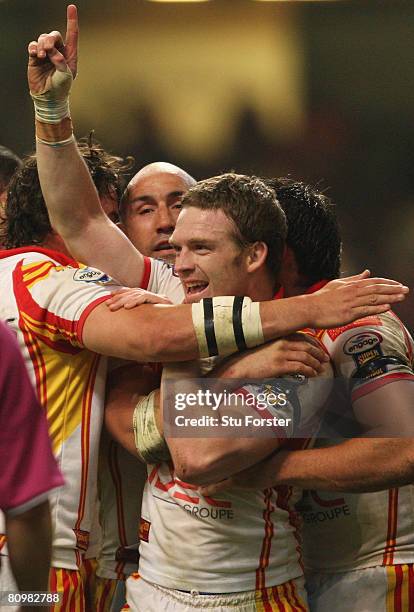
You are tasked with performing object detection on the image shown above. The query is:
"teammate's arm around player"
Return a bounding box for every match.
[201,370,414,493]
[202,436,414,495]
[105,335,328,482]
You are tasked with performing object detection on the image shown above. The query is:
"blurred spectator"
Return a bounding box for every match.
[0,321,64,608]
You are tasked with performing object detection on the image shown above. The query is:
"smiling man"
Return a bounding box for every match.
[106,173,333,612]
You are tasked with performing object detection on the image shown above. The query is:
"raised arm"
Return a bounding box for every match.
[27,5,145,287]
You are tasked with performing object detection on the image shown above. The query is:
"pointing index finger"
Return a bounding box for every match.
[65,4,79,50]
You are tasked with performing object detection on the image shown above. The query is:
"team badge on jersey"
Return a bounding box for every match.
[139,518,151,543]
[73,528,90,551]
[344,330,403,382]
[73,267,113,284]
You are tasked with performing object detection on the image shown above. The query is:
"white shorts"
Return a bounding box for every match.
[125,573,309,611]
[306,564,414,612]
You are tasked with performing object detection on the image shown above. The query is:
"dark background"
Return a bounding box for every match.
[1,0,413,329]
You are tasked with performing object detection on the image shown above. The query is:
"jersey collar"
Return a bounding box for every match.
[0,246,78,267]
[274,279,329,300]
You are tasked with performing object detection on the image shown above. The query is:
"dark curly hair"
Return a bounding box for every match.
[181,172,287,279]
[265,177,342,283]
[1,136,134,249]
[0,145,22,193]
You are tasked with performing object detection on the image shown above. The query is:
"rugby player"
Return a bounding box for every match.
[96,161,194,610]
[203,178,414,612]
[104,172,339,611]
[0,139,130,611]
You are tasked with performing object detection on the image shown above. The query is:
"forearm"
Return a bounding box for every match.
[260,295,313,339]
[168,436,280,485]
[37,139,100,237]
[6,501,52,594]
[269,438,414,492]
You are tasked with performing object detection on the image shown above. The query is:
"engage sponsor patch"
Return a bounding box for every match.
[73,267,113,284]
[343,332,383,356]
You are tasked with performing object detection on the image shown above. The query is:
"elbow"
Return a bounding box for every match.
[173,453,224,486]
[175,464,211,486]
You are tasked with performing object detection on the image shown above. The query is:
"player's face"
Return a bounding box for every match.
[171,207,251,304]
[122,172,187,263]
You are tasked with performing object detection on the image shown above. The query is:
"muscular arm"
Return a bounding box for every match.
[106,377,281,482]
[202,380,414,494]
[105,338,325,472]
[162,337,329,485]
[82,276,407,362]
[214,438,414,494]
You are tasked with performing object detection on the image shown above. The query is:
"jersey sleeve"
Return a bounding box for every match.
[13,260,122,350]
[0,322,64,515]
[322,313,414,402]
[141,257,184,304]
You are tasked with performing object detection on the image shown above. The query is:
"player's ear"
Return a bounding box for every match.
[246,241,268,273]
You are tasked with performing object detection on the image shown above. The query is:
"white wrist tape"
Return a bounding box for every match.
[191,296,264,359]
[30,66,73,123]
[133,390,170,464]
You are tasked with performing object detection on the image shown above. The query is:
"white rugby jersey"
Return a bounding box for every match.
[139,460,304,593]
[0,247,120,569]
[136,362,332,594]
[97,256,183,579]
[300,312,414,572]
[97,429,145,580]
[140,256,184,303]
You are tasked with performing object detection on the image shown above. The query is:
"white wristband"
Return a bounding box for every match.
[192,296,264,359]
[30,66,73,124]
[133,390,170,464]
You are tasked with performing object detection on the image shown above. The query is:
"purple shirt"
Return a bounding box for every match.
[0,321,64,515]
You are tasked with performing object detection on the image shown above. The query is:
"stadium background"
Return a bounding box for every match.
[1,0,413,330]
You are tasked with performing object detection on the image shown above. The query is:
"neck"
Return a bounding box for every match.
[248,273,277,302]
[283,281,311,298]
